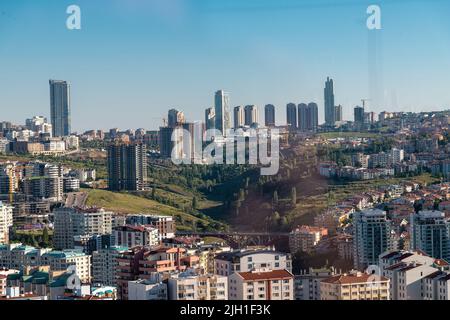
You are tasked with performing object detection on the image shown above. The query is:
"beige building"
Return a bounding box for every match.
[168,272,228,300]
[41,250,91,283]
[289,225,328,254]
[229,269,294,300]
[0,202,13,244]
[320,271,390,300]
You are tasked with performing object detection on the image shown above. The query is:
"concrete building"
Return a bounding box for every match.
[294,267,338,300]
[126,214,175,240]
[214,249,292,277]
[168,271,228,300]
[229,269,294,300]
[113,225,159,248]
[0,202,13,244]
[410,211,450,261]
[53,207,113,250]
[353,209,394,270]
[379,250,449,300]
[320,271,390,300]
[289,225,328,254]
[92,246,128,287]
[107,142,147,191]
[128,276,168,300]
[41,250,91,283]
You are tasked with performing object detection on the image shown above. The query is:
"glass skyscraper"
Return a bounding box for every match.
[49,80,71,137]
[324,77,335,126]
[214,90,230,136]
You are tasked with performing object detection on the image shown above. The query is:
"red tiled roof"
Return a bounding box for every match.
[237,270,293,281]
[322,273,389,284]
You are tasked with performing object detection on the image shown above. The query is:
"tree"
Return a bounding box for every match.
[291,187,297,206]
[192,197,198,210]
[151,187,156,199]
[42,227,49,247]
[273,190,279,206]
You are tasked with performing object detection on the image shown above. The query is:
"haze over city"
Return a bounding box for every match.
[1,0,450,131]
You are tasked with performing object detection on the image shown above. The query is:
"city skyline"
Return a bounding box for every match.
[1,1,450,131]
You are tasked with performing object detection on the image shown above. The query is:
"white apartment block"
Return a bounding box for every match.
[53,207,113,250]
[215,249,292,277]
[353,209,394,270]
[228,269,294,300]
[128,278,168,300]
[125,214,175,240]
[41,250,91,283]
[113,225,159,248]
[92,246,128,286]
[168,271,228,300]
[379,250,450,300]
[0,202,13,244]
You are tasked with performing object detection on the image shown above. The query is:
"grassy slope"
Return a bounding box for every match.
[84,188,223,231]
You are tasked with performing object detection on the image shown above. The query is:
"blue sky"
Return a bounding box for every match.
[1,0,450,132]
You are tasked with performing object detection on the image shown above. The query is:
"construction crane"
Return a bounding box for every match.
[361,99,371,110]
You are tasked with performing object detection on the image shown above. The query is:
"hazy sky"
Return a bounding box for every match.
[1,0,450,132]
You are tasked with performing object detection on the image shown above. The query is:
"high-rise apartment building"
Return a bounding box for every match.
[107,142,147,191]
[53,207,113,250]
[205,107,215,131]
[233,106,244,129]
[324,77,335,126]
[286,103,297,130]
[264,104,275,127]
[92,246,128,287]
[0,202,13,244]
[411,211,450,261]
[353,209,394,270]
[49,80,71,137]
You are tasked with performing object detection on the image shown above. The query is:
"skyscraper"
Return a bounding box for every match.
[353,209,393,270]
[244,105,259,126]
[297,103,308,131]
[49,80,71,137]
[298,103,318,132]
[411,211,450,261]
[168,109,185,128]
[107,142,147,191]
[354,106,365,124]
[205,107,215,131]
[286,103,297,130]
[214,90,231,136]
[334,105,343,122]
[324,77,335,126]
[307,102,319,132]
[264,104,275,127]
[234,106,244,129]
